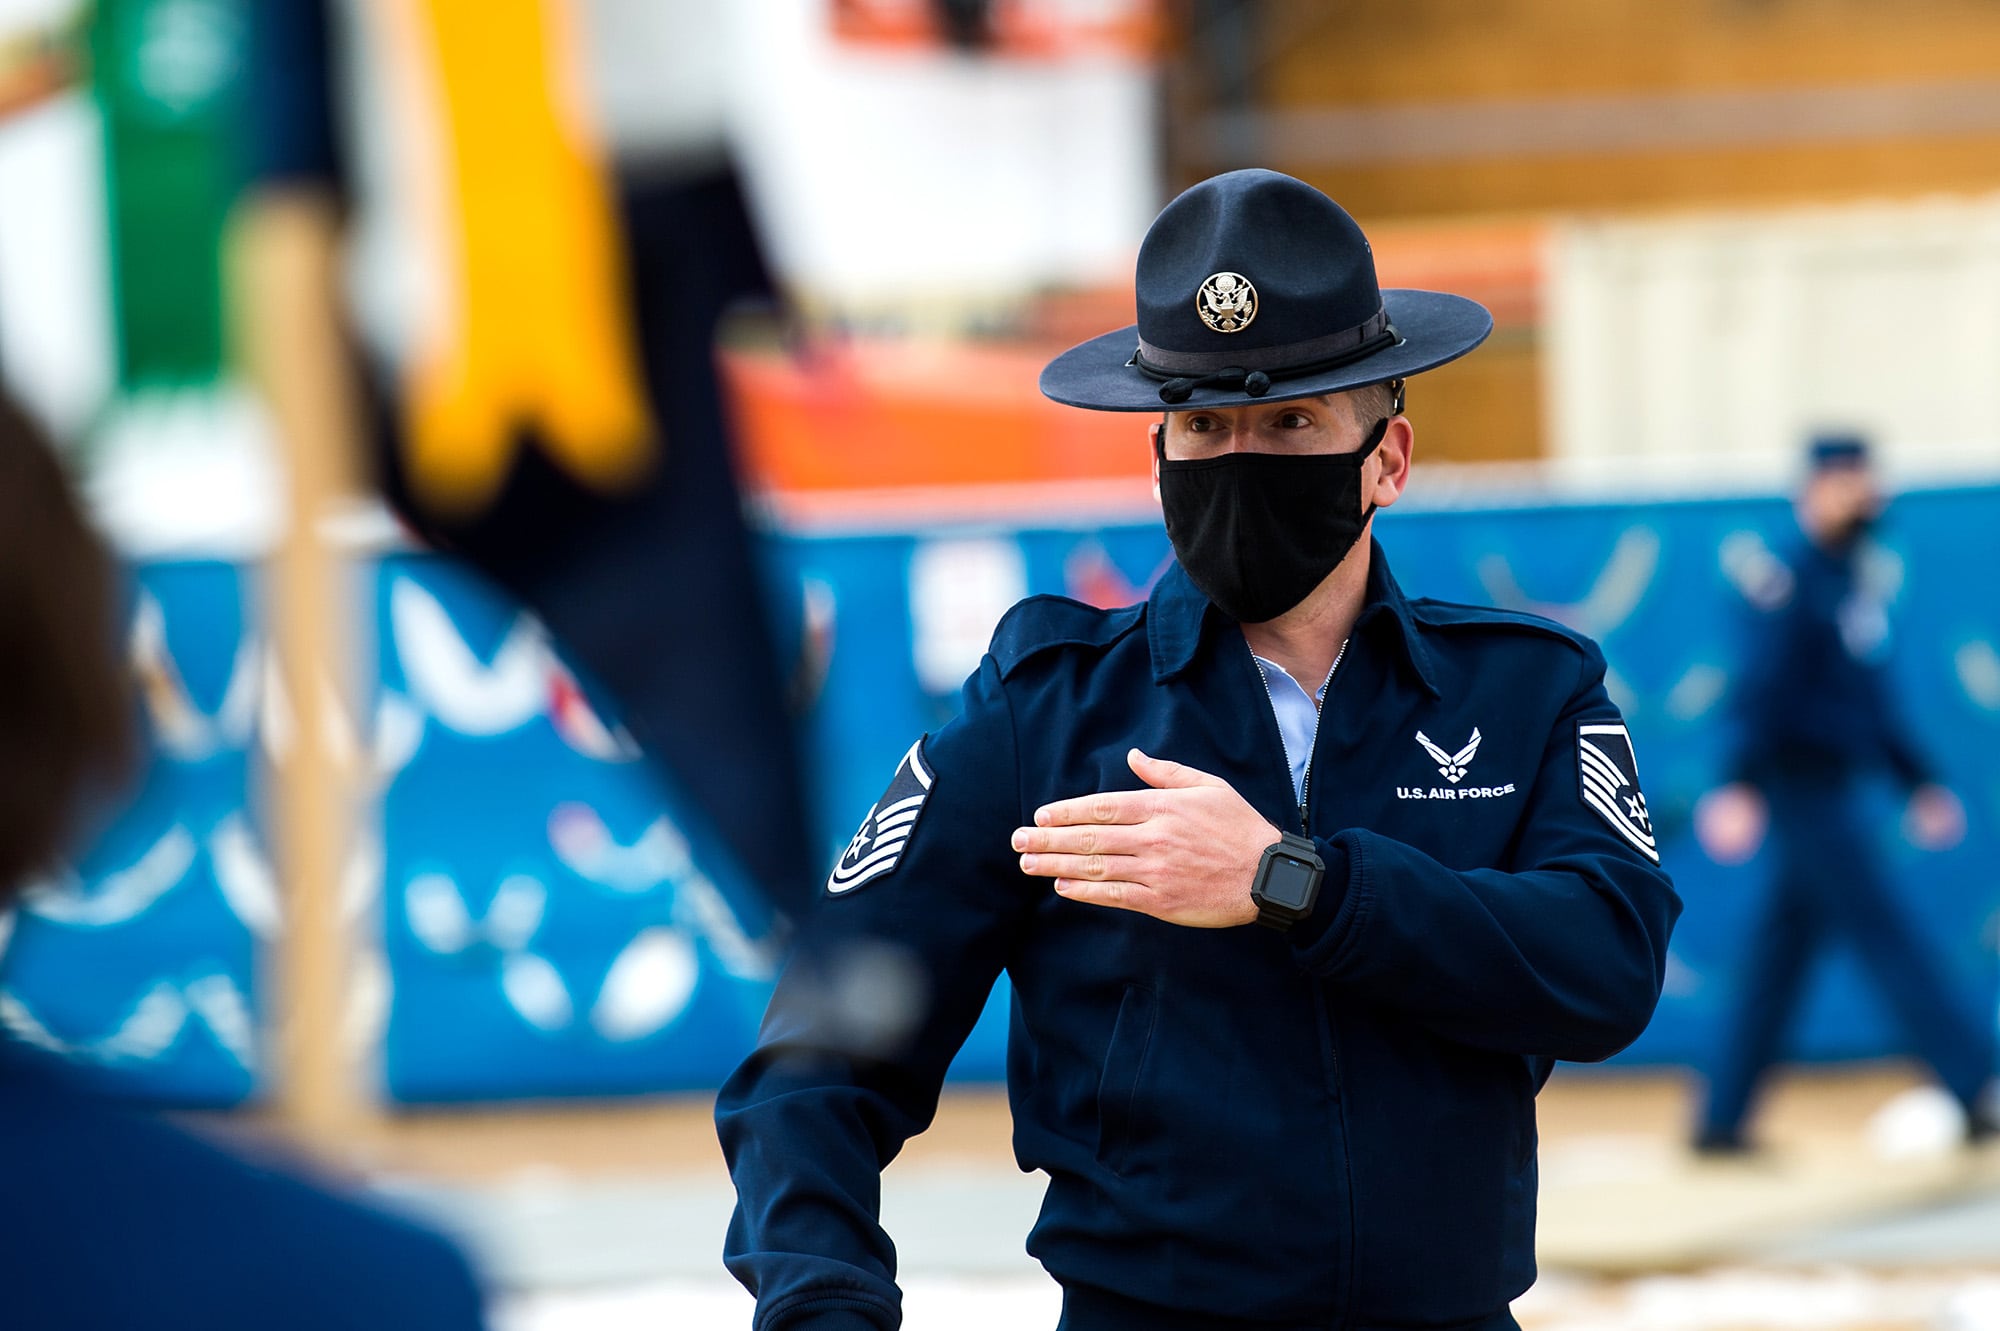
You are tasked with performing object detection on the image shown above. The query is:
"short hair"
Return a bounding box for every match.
[0,393,134,898]
[1344,380,1402,429]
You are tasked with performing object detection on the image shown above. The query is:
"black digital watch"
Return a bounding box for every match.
[1250,832,1324,931]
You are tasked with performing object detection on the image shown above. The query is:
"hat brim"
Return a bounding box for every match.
[1038,289,1494,413]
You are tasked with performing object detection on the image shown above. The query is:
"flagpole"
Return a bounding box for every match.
[229,188,372,1145]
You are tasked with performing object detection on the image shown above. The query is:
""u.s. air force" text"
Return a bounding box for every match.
[1396,783,1518,801]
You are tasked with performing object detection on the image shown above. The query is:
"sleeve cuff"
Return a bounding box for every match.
[1288,832,1361,971]
[788,1314,886,1331]
[763,1292,896,1331]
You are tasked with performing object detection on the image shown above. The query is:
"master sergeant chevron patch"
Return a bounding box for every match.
[827,739,935,895]
[1576,720,1658,864]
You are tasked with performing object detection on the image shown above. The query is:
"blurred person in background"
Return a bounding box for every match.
[1692,433,1994,1154]
[719,170,1680,1331]
[0,393,488,1330]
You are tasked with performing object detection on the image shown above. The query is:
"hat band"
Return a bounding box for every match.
[1134,307,1395,377]
[1132,309,1400,405]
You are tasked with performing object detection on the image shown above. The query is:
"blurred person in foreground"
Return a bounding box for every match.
[1692,434,1994,1154]
[0,394,488,1330]
[718,171,1680,1331]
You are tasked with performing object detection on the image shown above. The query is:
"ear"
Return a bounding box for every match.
[1149,420,1164,504]
[1368,415,1415,511]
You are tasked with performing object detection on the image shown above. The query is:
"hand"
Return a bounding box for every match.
[1694,783,1768,865]
[1012,749,1279,928]
[1905,784,1967,852]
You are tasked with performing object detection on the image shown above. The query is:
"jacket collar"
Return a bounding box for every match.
[1148,538,1440,698]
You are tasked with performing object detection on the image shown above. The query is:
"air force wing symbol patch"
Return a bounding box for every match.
[1576,721,1659,864]
[827,739,935,896]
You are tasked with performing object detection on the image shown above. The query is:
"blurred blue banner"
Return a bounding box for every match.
[3,487,1996,1104]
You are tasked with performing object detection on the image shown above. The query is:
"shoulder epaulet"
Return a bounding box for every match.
[1410,599,1596,656]
[989,595,1146,680]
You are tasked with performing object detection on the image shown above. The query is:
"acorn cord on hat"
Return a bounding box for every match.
[1132,310,1404,405]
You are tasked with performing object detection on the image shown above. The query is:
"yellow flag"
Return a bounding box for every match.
[386,0,656,514]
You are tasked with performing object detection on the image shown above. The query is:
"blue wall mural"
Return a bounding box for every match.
[2,486,1996,1104]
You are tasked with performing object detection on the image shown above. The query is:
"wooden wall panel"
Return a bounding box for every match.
[1258,0,2000,105]
[1303,135,2000,224]
[1163,0,2000,458]
[1401,328,1542,465]
[1185,0,2000,217]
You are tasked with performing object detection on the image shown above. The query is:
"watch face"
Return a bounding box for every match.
[1260,855,1317,911]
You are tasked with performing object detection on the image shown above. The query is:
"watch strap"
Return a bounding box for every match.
[1254,901,1297,931]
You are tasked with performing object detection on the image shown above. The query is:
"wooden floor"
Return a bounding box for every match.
[177,1062,2000,1330]
[195,1061,1925,1175]
[191,1060,2000,1282]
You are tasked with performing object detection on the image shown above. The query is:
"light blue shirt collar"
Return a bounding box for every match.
[1252,654,1329,804]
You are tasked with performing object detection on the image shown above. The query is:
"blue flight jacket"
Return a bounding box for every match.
[1724,528,1934,791]
[718,544,1681,1331]
[0,1036,487,1330]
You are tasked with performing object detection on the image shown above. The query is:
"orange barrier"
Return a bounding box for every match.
[724,340,1151,496]
[831,0,1161,58]
[725,219,1547,501]
[1371,219,1545,329]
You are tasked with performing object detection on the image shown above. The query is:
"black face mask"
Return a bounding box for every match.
[1157,416,1388,624]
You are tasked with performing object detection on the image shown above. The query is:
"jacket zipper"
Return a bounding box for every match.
[1257,637,1348,830]
[1297,637,1348,830]
[1250,632,1354,1325]
[1305,637,1352,1331]
[1248,631,1360,1319]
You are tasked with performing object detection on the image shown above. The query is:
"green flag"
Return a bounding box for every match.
[92,0,246,388]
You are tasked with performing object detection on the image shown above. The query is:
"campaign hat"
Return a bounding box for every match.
[1807,432,1871,470]
[1041,169,1493,413]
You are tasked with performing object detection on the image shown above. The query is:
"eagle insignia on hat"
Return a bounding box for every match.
[1197,272,1257,333]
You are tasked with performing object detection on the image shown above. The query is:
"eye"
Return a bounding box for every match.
[1185,415,1218,433]
[1277,410,1314,429]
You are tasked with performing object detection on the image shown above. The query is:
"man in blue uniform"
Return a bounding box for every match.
[1692,435,1994,1153]
[718,170,1681,1331]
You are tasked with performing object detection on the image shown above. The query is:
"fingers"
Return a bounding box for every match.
[1128,747,1222,790]
[1033,790,1147,828]
[1011,823,1143,856]
[1017,851,1138,882]
[1029,753,1226,827]
[1051,878,1151,913]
